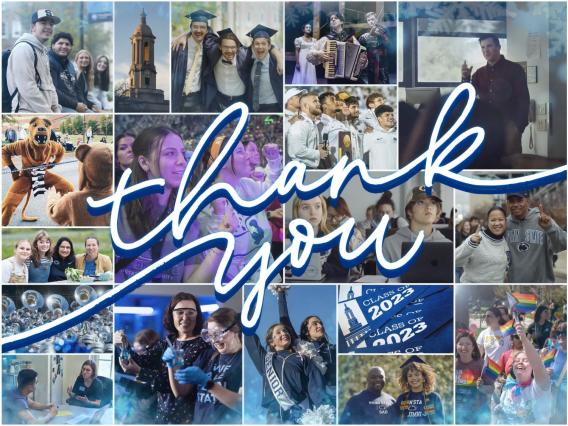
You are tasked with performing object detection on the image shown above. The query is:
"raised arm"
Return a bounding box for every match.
[516,322,550,390]
[277,290,299,341]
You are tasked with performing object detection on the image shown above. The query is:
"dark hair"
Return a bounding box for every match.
[318,91,335,107]
[53,237,75,263]
[81,360,97,378]
[52,32,74,46]
[94,55,110,91]
[219,33,242,48]
[534,304,550,323]
[455,332,481,360]
[300,315,329,343]
[375,104,394,117]
[208,307,241,341]
[114,131,136,159]
[163,292,203,337]
[478,34,500,47]
[329,11,345,22]
[345,96,359,107]
[326,196,353,217]
[376,191,395,210]
[487,206,506,219]
[134,328,160,347]
[487,307,506,325]
[366,93,384,108]
[265,323,293,351]
[125,127,184,238]
[17,369,38,390]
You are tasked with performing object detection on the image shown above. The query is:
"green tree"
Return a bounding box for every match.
[87,120,99,134]
[73,115,84,135]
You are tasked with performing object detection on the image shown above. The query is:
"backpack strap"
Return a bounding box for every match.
[10,41,41,112]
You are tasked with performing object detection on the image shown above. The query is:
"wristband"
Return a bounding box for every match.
[205,380,215,390]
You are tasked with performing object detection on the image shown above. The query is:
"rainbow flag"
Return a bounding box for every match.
[459,370,478,387]
[508,292,538,313]
[482,358,501,383]
[542,349,557,368]
[500,320,515,337]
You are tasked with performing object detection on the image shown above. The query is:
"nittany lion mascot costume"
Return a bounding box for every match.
[47,143,112,226]
[2,117,74,225]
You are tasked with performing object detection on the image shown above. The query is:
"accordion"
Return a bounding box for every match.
[324,40,366,80]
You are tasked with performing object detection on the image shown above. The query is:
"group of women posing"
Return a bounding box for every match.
[2,230,112,283]
[74,50,112,112]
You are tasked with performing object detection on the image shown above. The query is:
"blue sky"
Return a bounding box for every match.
[244,285,337,423]
[114,2,170,99]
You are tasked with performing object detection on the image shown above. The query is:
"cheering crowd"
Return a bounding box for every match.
[456,301,567,424]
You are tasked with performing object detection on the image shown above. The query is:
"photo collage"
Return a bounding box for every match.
[1,1,567,425]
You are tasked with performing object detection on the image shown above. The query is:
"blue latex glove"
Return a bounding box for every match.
[161,347,176,369]
[174,366,209,385]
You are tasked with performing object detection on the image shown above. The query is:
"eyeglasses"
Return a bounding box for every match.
[201,321,237,343]
[173,308,197,318]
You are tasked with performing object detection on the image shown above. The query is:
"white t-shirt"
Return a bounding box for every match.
[499,379,551,423]
[477,327,512,364]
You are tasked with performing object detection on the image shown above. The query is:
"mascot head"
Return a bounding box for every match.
[75,143,113,191]
[28,117,52,145]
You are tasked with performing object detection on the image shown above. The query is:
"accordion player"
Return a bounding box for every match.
[324,40,367,81]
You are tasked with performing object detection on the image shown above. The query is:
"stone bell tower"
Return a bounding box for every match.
[129,9,157,90]
[117,9,168,112]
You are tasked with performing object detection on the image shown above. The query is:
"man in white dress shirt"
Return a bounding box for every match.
[286,92,329,168]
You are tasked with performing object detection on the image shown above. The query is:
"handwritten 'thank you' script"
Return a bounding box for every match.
[3,83,566,351]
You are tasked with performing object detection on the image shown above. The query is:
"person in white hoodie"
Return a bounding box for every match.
[365,104,397,170]
[6,9,61,113]
[381,186,451,282]
[455,206,511,283]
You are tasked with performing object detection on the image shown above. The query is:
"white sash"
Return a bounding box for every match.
[264,352,296,411]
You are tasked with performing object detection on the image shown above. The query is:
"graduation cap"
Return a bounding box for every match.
[246,24,277,40]
[400,355,427,368]
[218,28,242,45]
[185,9,216,24]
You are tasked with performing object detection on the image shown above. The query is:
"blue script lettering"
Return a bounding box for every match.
[2,84,566,351]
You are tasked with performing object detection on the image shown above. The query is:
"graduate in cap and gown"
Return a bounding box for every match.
[171,9,218,112]
[203,28,253,112]
[394,356,445,424]
[247,25,283,113]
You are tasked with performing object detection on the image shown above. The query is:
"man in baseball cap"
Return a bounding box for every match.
[284,88,306,129]
[381,185,451,282]
[31,9,61,25]
[505,191,566,282]
[5,9,61,112]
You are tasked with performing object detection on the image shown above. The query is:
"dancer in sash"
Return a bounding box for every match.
[274,286,336,403]
[245,323,328,423]
[394,356,445,424]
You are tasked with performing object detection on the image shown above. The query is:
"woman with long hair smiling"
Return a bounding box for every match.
[27,230,53,283]
[115,127,233,283]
